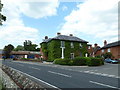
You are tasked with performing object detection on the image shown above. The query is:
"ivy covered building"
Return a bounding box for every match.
[40,33,89,61]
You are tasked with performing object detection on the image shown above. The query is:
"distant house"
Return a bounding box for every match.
[0,49,3,58]
[89,40,120,59]
[87,44,101,57]
[40,33,89,61]
[100,40,120,59]
[10,51,41,59]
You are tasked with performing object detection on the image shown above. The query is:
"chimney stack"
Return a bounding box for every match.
[69,34,73,36]
[104,40,107,46]
[94,43,98,47]
[57,32,61,36]
[45,36,48,39]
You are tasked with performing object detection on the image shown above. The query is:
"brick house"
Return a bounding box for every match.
[100,40,120,59]
[40,33,89,61]
[90,40,120,59]
[87,44,101,57]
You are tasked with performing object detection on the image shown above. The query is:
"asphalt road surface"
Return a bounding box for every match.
[2,60,120,89]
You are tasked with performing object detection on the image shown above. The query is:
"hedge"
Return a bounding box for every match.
[53,58,73,65]
[54,57,104,66]
[86,57,104,66]
[72,57,89,66]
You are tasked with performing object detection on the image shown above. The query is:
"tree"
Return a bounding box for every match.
[102,52,113,59]
[23,40,38,51]
[14,45,24,51]
[0,0,6,25]
[3,44,14,58]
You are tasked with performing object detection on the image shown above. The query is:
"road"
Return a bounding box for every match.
[2,60,120,89]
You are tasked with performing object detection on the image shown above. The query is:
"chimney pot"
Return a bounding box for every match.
[94,43,98,47]
[69,34,73,36]
[45,36,48,39]
[104,40,107,46]
[57,32,61,35]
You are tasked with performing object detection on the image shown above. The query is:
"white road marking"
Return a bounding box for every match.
[108,75,115,77]
[48,71,72,78]
[18,64,24,66]
[89,81,119,89]
[9,67,59,89]
[31,67,41,70]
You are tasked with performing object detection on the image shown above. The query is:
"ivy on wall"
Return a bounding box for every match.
[41,40,88,61]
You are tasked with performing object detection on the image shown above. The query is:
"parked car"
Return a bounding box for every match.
[104,58,118,64]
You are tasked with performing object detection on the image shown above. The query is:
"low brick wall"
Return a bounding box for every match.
[2,65,44,89]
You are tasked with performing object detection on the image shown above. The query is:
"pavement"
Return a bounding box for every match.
[1,60,120,89]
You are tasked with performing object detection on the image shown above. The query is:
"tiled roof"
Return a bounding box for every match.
[42,35,88,43]
[93,46,101,54]
[101,40,120,49]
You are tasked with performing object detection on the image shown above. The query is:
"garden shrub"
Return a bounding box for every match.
[86,57,104,66]
[54,57,104,66]
[54,58,71,65]
[73,57,88,66]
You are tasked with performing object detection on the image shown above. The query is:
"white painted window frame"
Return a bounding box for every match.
[71,42,74,48]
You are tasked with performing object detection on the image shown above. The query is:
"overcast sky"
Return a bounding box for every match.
[0,0,118,49]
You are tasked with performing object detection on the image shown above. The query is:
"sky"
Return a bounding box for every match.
[0,0,119,49]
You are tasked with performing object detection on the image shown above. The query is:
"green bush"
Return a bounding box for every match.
[54,57,104,66]
[54,58,71,65]
[73,57,89,66]
[86,57,104,66]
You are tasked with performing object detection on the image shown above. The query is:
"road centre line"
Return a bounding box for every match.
[89,81,119,89]
[48,71,72,78]
[9,67,59,89]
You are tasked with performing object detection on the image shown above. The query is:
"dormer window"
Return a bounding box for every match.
[71,42,74,48]
[61,41,65,48]
[79,43,82,48]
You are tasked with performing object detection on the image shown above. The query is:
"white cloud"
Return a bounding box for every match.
[0,0,59,48]
[59,0,118,46]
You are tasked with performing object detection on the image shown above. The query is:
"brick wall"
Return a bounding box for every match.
[99,46,120,59]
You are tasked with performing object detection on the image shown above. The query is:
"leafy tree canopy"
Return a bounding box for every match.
[0,0,6,25]
[23,40,38,51]
[3,44,14,58]
[14,45,24,51]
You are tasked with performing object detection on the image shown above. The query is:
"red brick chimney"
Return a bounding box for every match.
[104,40,107,46]
[45,36,48,39]
[94,43,98,47]
[57,32,61,35]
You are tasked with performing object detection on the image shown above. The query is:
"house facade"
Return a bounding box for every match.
[100,40,120,59]
[10,51,41,59]
[40,33,89,61]
[90,40,120,59]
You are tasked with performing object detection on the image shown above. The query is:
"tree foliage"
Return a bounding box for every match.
[3,44,14,58]
[0,0,6,25]
[102,52,113,59]
[23,40,38,51]
[14,45,24,51]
